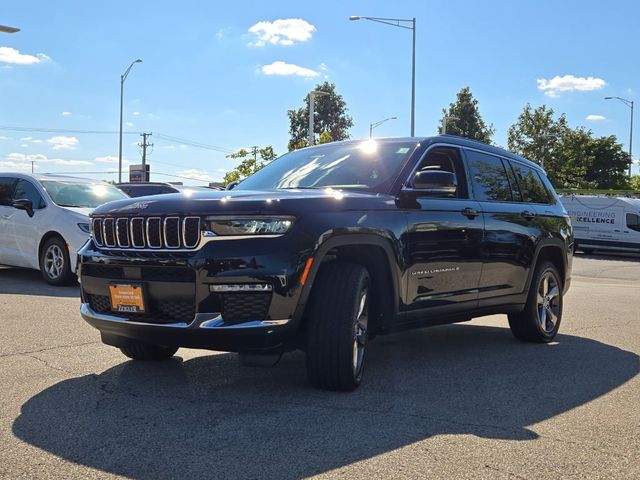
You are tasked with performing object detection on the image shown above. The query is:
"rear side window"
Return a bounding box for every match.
[0,177,16,206]
[466,150,512,202]
[13,179,46,209]
[627,213,640,232]
[509,162,551,204]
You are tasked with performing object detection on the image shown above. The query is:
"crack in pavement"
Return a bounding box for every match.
[0,341,101,359]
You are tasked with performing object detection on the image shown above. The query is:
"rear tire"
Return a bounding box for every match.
[120,342,178,361]
[508,261,563,343]
[39,236,75,286]
[306,262,370,391]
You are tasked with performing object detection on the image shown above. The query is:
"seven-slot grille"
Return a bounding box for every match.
[91,216,201,250]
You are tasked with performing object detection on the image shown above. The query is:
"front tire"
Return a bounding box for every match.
[39,236,75,286]
[306,262,370,391]
[508,261,563,342]
[120,342,178,361]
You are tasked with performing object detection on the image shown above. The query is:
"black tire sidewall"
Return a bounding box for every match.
[40,236,73,286]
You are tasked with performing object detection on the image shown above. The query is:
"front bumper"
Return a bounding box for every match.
[81,303,293,352]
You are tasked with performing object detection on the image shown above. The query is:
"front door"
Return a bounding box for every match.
[403,147,484,312]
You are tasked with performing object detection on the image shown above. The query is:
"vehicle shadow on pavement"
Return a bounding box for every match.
[13,324,639,480]
[0,267,79,298]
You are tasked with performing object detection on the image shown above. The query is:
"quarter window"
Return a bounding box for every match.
[466,151,512,202]
[509,162,550,204]
[0,177,16,206]
[627,213,640,232]
[13,179,46,209]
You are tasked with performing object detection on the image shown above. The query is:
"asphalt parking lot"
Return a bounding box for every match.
[0,254,638,480]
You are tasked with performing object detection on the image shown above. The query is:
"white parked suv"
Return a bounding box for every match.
[0,173,128,285]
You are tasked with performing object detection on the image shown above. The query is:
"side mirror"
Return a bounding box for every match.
[225,181,239,191]
[12,198,34,217]
[410,169,457,197]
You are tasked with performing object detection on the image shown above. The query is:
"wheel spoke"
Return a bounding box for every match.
[542,276,549,296]
[539,305,547,330]
[546,306,557,325]
[547,286,559,300]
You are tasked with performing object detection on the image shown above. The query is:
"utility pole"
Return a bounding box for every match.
[139,132,153,182]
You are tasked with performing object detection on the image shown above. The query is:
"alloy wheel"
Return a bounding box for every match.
[44,244,65,280]
[352,288,368,376]
[537,271,560,333]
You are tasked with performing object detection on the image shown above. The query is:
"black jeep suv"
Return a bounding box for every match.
[79,136,573,391]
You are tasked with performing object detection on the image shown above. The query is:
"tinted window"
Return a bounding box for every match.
[413,147,468,198]
[510,162,550,204]
[13,179,45,209]
[467,151,512,202]
[0,177,16,206]
[627,213,640,232]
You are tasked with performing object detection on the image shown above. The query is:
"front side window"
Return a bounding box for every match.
[413,147,469,198]
[13,179,46,209]
[0,177,16,206]
[627,213,640,232]
[466,150,512,202]
[510,162,551,204]
[235,140,418,194]
[42,181,128,208]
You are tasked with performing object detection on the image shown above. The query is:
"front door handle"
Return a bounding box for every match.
[462,207,480,219]
[521,210,536,220]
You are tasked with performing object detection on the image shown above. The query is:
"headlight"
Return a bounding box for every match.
[206,216,295,236]
[77,222,91,233]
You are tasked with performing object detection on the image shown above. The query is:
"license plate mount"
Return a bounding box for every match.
[109,283,146,314]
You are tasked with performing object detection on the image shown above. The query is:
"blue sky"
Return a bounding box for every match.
[0,0,638,183]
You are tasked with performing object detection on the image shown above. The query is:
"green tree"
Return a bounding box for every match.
[630,175,640,191]
[287,82,353,151]
[584,135,630,189]
[439,86,494,143]
[507,104,569,178]
[223,146,277,186]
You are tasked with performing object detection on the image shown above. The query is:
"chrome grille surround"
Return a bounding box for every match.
[91,215,202,251]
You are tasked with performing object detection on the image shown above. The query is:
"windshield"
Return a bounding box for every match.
[235,140,418,193]
[42,181,128,208]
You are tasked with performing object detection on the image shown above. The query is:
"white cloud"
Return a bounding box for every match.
[32,139,43,144]
[261,61,319,78]
[20,143,29,148]
[0,47,50,65]
[0,161,32,171]
[95,155,130,165]
[0,135,12,140]
[132,111,140,116]
[61,111,72,116]
[216,168,228,173]
[20,136,33,141]
[177,169,213,182]
[46,135,79,150]
[125,121,134,127]
[248,18,316,46]
[318,63,328,71]
[216,27,231,40]
[537,75,606,98]
[586,114,606,121]
[4,152,90,166]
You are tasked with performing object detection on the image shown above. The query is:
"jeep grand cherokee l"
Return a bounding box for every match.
[79,136,573,391]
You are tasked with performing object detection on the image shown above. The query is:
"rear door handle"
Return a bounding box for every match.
[521,210,536,220]
[462,207,480,219]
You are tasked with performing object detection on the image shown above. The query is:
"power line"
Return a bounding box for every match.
[0,126,139,135]
[154,132,233,153]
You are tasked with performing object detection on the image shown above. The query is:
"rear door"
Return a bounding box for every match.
[404,146,484,312]
[466,151,545,302]
[0,177,18,265]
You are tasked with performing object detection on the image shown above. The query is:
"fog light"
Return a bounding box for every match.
[209,284,273,293]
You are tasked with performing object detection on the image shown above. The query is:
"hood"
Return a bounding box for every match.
[91,189,397,217]
[59,206,93,217]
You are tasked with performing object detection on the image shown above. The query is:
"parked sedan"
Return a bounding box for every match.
[0,173,128,285]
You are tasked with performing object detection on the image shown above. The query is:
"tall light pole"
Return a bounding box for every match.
[308,90,329,146]
[349,15,416,137]
[118,58,142,183]
[441,116,459,135]
[369,116,397,138]
[604,96,634,177]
